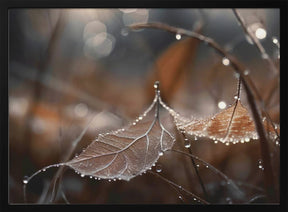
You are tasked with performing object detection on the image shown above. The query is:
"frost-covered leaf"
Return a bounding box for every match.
[166,100,279,145]
[64,82,176,181]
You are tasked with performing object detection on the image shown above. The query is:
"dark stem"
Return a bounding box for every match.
[182,133,209,201]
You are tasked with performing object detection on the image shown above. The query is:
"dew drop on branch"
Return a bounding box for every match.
[255,27,267,40]
[184,138,191,148]
[222,57,230,66]
[175,33,181,40]
[23,176,29,184]
[156,164,162,173]
[272,37,279,45]
[244,70,250,76]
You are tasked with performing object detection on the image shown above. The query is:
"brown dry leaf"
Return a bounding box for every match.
[64,88,176,181]
[146,35,200,103]
[172,100,279,145]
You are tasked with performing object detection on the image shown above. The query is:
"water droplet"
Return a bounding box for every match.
[234,95,238,100]
[255,27,267,40]
[206,165,209,168]
[196,164,200,168]
[258,159,264,170]
[156,164,162,173]
[89,176,93,179]
[184,138,191,148]
[222,57,230,66]
[178,195,183,201]
[175,33,181,40]
[244,70,250,76]
[42,168,46,172]
[194,136,198,141]
[154,81,159,89]
[218,101,227,109]
[138,116,143,120]
[272,37,278,44]
[23,176,29,184]
[159,151,164,156]
[81,174,85,177]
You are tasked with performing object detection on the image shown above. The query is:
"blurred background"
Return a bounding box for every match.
[9,8,280,204]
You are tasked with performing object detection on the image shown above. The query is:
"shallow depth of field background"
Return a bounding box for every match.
[9,9,279,204]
